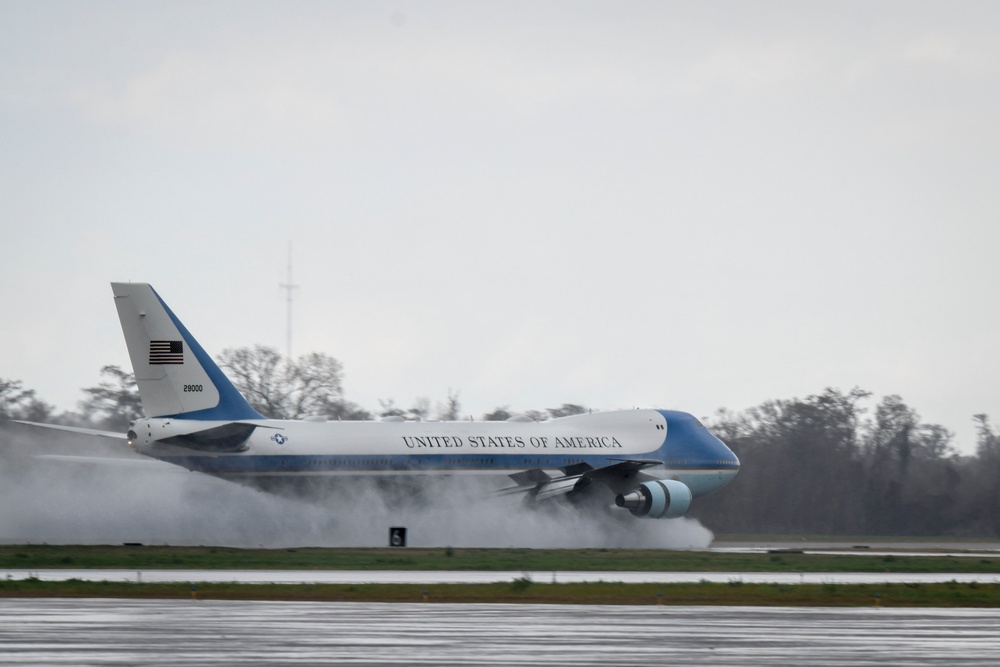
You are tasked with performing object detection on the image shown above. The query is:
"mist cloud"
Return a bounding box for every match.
[0,429,712,549]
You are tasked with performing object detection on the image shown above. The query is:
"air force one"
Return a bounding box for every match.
[22,283,740,520]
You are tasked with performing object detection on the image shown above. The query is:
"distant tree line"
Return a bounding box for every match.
[2,346,997,537]
[690,388,1000,538]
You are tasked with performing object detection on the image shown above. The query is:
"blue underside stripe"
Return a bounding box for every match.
[160,453,741,475]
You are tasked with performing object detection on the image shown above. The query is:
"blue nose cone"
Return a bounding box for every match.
[657,410,741,470]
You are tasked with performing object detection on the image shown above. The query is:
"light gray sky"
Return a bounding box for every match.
[2,1,997,452]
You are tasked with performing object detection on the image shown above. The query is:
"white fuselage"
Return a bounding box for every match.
[129,409,740,499]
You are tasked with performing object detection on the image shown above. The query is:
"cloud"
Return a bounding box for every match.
[67,48,349,150]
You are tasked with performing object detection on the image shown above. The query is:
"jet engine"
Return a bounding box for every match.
[615,479,692,519]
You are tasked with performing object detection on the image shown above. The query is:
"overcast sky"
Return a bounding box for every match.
[2,1,997,452]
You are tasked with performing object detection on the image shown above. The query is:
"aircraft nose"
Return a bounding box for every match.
[710,431,740,470]
[724,440,740,468]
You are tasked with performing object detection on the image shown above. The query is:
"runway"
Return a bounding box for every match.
[1,599,998,665]
[6,568,1000,585]
[711,540,1000,558]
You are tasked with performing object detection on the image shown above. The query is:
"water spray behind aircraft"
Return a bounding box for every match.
[0,428,713,548]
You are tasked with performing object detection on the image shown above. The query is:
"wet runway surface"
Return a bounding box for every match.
[711,541,1000,558]
[712,540,1000,552]
[1,599,999,665]
[6,568,1000,585]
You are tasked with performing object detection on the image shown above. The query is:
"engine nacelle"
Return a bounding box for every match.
[615,479,692,519]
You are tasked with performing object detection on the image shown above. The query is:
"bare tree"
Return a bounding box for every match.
[483,406,512,421]
[285,352,347,419]
[377,399,406,418]
[974,414,1000,459]
[0,378,53,423]
[219,345,344,420]
[378,397,435,420]
[436,390,461,421]
[78,365,143,430]
[547,403,588,418]
[408,397,431,420]
[321,399,373,421]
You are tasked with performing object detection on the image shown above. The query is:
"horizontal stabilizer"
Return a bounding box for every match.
[34,454,186,471]
[12,421,125,440]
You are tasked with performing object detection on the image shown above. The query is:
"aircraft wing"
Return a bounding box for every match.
[501,459,663,501]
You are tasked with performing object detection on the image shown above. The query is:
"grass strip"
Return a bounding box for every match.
[2,545,1000,573]
[1,578,999,606]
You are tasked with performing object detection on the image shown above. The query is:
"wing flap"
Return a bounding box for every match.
[502,459,664,501]
[507,468,552,487]
[532,475,584,500]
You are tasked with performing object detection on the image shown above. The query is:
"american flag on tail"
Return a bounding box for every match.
[149,340,184,364]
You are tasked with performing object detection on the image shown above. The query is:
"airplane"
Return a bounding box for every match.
[18,282,740,520]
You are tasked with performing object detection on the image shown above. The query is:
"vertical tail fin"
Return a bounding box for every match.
[111,283,264,420]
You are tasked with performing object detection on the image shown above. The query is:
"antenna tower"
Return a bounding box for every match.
[279,244,299,362]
